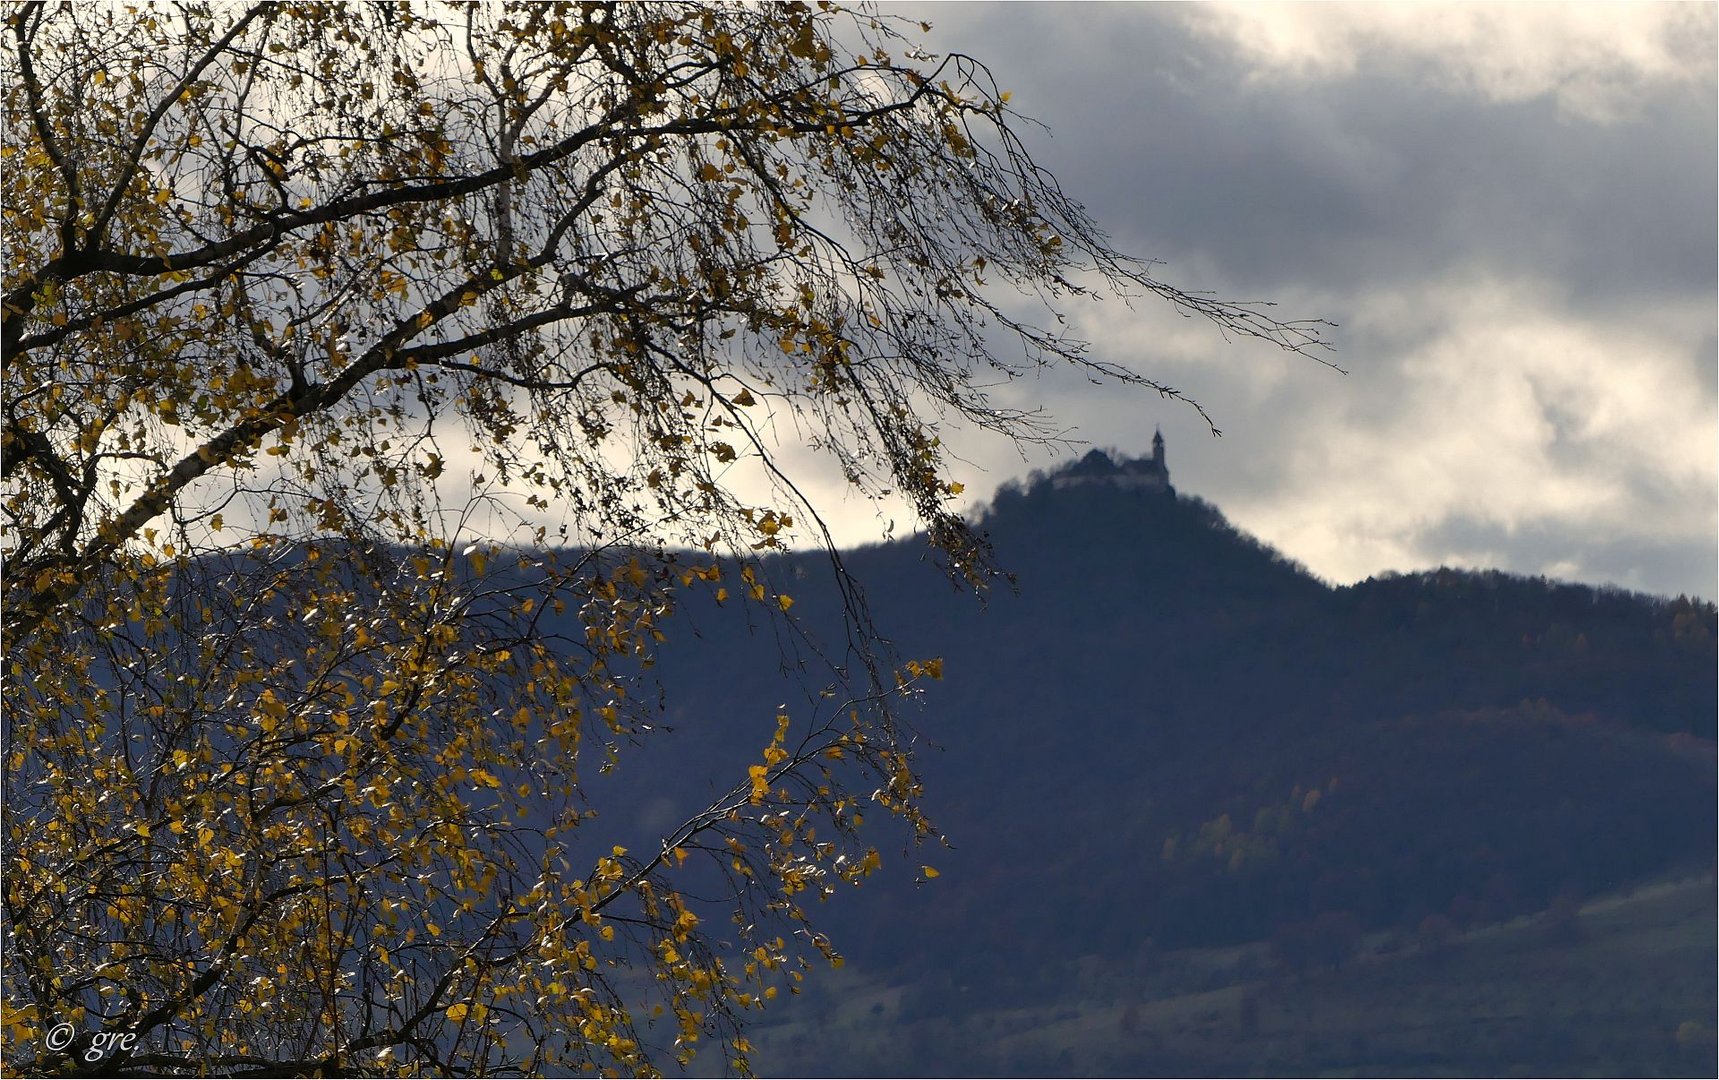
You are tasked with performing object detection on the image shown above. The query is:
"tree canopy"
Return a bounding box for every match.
[2,2,1326,1074]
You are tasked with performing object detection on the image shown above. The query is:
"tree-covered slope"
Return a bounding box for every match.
[609,460,1714,1032]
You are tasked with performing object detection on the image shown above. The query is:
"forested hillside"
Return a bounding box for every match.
[611,455,1715,1075]
[133,456,1711,1074]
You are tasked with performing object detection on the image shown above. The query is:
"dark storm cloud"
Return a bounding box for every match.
[916,3,1716,304]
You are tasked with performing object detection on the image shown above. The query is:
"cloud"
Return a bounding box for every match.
[919,4,1715,307]
[1181,2,1717,124]
[1220,273,1716,597]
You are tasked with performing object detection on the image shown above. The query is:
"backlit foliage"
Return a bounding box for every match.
[2,2,1325,1074]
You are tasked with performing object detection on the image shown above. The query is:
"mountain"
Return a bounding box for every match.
[619,453,1715,1075]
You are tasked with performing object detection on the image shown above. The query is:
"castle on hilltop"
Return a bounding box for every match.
[1051,428,1173,495]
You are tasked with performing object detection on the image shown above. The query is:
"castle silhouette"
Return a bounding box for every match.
[1051,427,1173,495]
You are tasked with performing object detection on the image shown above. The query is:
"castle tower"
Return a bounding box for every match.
[1152,426,1165,470]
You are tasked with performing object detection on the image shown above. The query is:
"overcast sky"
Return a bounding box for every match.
[816,2,1716,600]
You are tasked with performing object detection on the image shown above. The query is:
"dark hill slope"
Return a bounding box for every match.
[614,467,1713,997]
